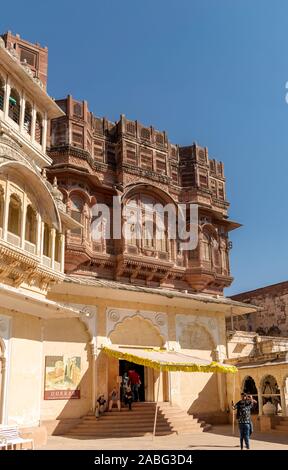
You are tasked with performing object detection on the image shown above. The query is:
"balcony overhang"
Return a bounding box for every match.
[0,281,81,318]
[0,42,64,120]
[50,275,259,317]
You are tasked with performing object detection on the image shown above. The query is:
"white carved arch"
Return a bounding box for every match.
[108,314,165,347]
[0,159,62,231]
[106,308,168,345]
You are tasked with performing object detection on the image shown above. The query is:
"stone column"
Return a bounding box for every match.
[19,95,25,133]
[42,113,47,152]
[60,233,65,272]
[40,221,45,261]
[36,213,42,256]
[2,181,10,241]
[91,343,97,413]
[258,391,263,416]
[31,106,36,143]
[3,81,10,120]
[280,386,287,417]
[20,193,27,249]
[50,228,56,269]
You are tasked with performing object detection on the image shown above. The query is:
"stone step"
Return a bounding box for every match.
[274,425,288,431]
[67,431,177,437]
[65,402,210,438]
[75,422,201,431]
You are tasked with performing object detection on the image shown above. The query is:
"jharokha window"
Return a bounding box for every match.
[125,194,169,253]
[8,88,21,124]
[202,232,211,262]
[0,76,4,112]
[35,112,43,145]
[70,196,83,236]
[24,101,32,135]
[25,205,37,244]
[8,194,21,236]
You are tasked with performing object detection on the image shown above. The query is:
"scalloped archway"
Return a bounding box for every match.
[109,315,164,347]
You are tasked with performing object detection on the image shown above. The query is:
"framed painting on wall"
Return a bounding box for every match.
[44,355,81,400]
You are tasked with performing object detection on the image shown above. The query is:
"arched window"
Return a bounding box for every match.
[202,233,211,262]
[124,193,172,255]
[8,88,21,124]
[35,112,43,145]
[43,223,51,257]
[25,205,37,244]
[70,196,83,235]
[23,101,32,135]
[8,193,21,236]
[0,75,4,112]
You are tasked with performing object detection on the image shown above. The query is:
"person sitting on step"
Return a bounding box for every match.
[108,387,121,411]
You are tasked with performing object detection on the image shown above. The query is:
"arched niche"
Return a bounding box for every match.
[109,315,164,347]
[178,324,215,360]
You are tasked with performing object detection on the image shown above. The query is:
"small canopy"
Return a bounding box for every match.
[102,345,237,374]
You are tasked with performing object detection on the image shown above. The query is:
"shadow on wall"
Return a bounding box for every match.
[177,324,228,425]
[187,376,229,425]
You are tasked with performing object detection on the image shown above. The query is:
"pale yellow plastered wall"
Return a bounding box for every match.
[3,309,43,427]
[40,318,91,420]
[1,307,92,426]
[49,292,229,416]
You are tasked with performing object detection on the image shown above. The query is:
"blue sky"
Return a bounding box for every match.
[1,0,288,295]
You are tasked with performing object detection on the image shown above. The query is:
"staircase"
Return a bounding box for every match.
[66,402,211,438]
[274,417,288,432]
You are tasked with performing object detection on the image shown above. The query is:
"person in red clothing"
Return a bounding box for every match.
[128,368,141,401]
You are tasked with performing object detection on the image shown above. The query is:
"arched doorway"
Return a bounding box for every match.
[260,374,281,415]
[242,376,259,414]
[108,315,167,403]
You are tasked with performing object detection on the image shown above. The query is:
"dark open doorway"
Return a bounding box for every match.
[119,360,145,401]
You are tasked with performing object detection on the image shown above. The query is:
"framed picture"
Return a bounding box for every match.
[44,355,81,400]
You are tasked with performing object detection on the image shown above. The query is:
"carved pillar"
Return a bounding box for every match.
[258,390,263,416]
[2,181,10,241]
[3,81,10,120]
[20,193,27,249]
[36,213,42,256]
[60,233,65,272]
[40,221,44,261]
[91,343,97,413]
[31,106,36,143]
[280,386,287,417]
[51,228,56,269]
[19,95,25,133]
[42,113,48,152]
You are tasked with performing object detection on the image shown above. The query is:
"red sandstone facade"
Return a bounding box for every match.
[46,95,239,294]
[230,281,288,336]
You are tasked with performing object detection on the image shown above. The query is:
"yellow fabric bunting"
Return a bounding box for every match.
[102,346,237,374]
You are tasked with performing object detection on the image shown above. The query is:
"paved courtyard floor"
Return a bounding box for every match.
[40,425,288,450]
